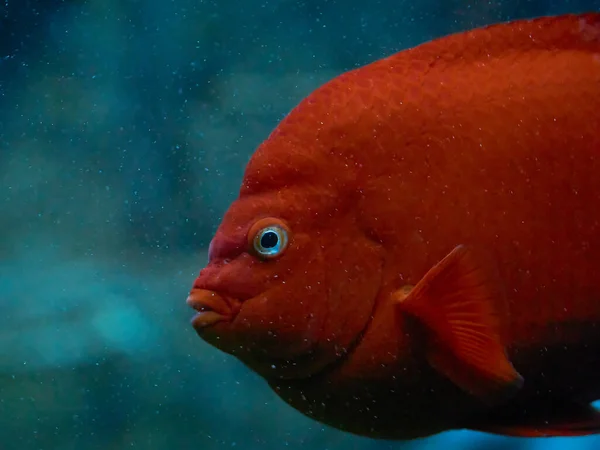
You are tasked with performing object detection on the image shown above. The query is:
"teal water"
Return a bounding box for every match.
[2,1,600,449]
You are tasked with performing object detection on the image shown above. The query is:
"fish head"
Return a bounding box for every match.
[187,184,384,381]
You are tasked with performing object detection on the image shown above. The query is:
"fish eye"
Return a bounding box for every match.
[248,218,290,260]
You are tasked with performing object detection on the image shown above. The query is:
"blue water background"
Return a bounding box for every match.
[1,0,600,449]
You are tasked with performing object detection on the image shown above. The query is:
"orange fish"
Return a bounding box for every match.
[187,13,600,439]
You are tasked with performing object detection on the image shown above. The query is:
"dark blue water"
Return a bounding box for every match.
[1,1,600,449]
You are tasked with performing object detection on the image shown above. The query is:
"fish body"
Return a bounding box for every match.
[187,13,600,439]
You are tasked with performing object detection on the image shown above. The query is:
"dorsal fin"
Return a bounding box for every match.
[393,13,600,69]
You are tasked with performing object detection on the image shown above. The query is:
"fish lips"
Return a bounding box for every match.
[186,289,241,330]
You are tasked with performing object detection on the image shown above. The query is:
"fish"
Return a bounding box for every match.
[186,13,600,439]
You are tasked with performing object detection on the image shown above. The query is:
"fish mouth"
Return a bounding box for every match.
[186,289,240,330]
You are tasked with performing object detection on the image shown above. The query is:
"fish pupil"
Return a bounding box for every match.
[261,230,279,249]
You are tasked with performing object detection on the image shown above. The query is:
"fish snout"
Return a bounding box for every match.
[186,289,240,329]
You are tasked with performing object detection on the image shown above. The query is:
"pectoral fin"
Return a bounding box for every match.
[396,245,523,404]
